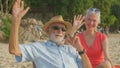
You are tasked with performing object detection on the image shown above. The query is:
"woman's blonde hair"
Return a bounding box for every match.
[86,8,101,23]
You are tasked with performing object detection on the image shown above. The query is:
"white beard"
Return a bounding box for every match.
[49,33,65,45]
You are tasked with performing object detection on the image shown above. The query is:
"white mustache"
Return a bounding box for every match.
[56,34,63,37]
[50,33,64,44]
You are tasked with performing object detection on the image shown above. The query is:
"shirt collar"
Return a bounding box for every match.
[46,40,65,47]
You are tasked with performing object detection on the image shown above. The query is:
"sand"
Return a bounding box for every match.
[0,34,120,68]
[108,34,120,65]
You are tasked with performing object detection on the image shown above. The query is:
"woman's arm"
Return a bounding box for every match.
[9,0,29,56]
[102,38,113,68]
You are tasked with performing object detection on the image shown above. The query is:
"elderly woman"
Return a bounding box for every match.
[70,8,113,68]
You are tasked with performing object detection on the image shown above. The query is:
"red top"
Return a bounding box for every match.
[77,32,107,68]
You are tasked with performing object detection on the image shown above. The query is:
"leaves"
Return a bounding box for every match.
[2,17,11,41]
[1,0,120,32]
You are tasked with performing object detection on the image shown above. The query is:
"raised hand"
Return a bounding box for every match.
[72,15,85,34]
[9,0,30,57]
[12,0,30,20]
[65,34,83,51]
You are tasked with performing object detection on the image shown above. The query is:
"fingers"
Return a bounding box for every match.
[75,36,80,43]
[13,0,17,10]
[17,0,21,3]
[74,15,79,20]
[12,1,18,17]
[74,15,76,21]
[80,15,85,22]
[72,34,76,44]
[12,0,30,18]
[21,7,30,17]
[74,14,85,26]
[74,15,84,20]
[65,35,72,45]
[21,1,24,10]
[17,0,21,8]
[73,34,80,44]
[67,34,77,45]
[65,34,73,44]
[78,15,85,23]
[79,21,85,27]
[78,15,82,20]
[12,0,21,13]
[16,0,23,9]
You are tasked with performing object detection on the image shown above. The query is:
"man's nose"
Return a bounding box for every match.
[58,28,63,33]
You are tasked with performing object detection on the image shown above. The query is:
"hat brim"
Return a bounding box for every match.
[42,20,72,34]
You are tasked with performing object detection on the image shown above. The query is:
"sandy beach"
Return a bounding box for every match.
[0,34,120,68]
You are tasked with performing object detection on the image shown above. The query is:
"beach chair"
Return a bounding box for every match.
[114,65,120,68]
[33,62,36,68]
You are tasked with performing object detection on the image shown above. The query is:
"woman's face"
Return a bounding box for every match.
[85,13,100,31]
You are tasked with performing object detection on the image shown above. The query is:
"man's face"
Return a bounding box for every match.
[47,23,66,44]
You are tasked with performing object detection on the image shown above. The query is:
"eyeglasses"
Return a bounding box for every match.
[88,8,100,13]
[51,26,66,32]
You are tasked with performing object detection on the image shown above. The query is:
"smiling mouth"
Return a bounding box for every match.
[56,35,63,37]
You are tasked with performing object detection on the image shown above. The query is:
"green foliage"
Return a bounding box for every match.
[73,0,93,14]
[101,15,117,27]
[1,0,120,32]
[107,15,117,27]
[110,0,120,31]
[0,0,15,13]
[2,17,11,41]
[111,4,120,18]
[93,0,117,28]
[23,0,94,22]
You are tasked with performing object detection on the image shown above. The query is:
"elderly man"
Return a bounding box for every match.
[9,0,92,68]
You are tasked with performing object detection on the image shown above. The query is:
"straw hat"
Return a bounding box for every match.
[42,15,72,33]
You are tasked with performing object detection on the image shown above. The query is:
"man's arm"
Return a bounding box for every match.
[65,35,92,68]
[9,18,21,56]
[9,0,29,56]
[79,50,92,68]
[76,43,92,68]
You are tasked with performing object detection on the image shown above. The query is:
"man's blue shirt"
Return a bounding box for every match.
[16,41,82,68]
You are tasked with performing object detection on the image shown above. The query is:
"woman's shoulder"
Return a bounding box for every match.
[97,32,107,37]
[97,32,107,41]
